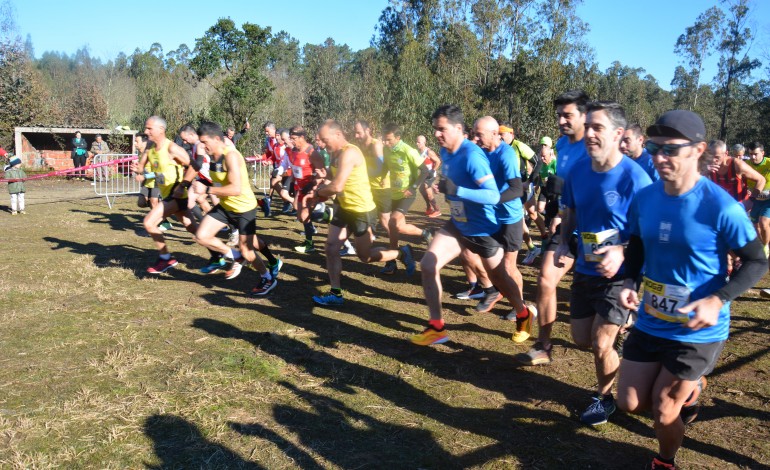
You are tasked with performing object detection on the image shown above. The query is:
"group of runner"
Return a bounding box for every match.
[129,92,769,468]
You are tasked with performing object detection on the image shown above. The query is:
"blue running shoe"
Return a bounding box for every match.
[400,244,416,275]
[200,257,226,274]
[580,393,616,426]
[262,196,272,217]
[269,258,283,278]
[313,293,344,306]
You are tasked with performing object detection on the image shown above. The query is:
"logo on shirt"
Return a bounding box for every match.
[659,221,672,243]
[604,191,620,207]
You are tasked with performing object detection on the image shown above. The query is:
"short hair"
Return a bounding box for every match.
[289,125,307,138]
[626,123,644,138]
[197,121,224,139]
[264,121,276,130]
[226,126,235,133]
[135,133,148,142]
[731,143,745,154]
[382,123,402,137]
[586,101,627,130]
[748,141,764,152]
[432,105,464,126]
[95,134,102,138]
[355,120,371,131]
[148,116,167,130]
[322,119,344,133]
[553,90,590,114]
[708,139,727,153]
[179,123,196,135]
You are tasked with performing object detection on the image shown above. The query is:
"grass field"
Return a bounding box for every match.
[0,179,768,469]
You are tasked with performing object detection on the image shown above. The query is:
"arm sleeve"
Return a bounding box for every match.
[499,177,523,203]
[456,177,501,205]
[624,234,645,281]
[189,155,203,172]
[714,237,768,302]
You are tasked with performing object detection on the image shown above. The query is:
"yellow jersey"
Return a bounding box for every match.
[362,138,390,190]
[209,150,257,213]
[147,139,183,199]
[331,143,376,213]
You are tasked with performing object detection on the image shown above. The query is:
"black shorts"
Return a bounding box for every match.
[443,219,502,259]
[207,204,257,236]
[493,219,523,252]
[330,205,376,237]
[425,175,437,186]
[622,328,726,381]
[544,223,578,258]
[570,272,631,326]
[391,196,416,214]
[371,188,392,214]
[140,186,160,199]
[544,198,559,220]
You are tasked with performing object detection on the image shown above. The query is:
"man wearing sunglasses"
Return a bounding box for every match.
[616,111,768,470]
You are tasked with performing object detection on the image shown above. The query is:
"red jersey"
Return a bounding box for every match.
[709,159,747,201]
[289,144,315,186]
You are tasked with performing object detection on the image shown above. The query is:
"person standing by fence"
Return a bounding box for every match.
[6,157,26,215]
[71,131,88,180]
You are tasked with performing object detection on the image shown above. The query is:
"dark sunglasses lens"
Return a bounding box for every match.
[645,142,661,155]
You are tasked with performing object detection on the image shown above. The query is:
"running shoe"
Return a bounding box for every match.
[760,288,770,299]
[269,258,283,279]
[11,211,17,215]
[680,376,707,425]
[422,228,433,246]
[295,240,316,254]
[281,202,293,214]
[226,230,240,247]
[508,304,538,343]
[324,205,334,223]
[380,260,397,275]
[19,210,26,215]
[475,290,502,313]
[158,221,173,231]
[410,324,449,346]
[515,341,553,366]
[522,245,541,266]
[580,393,616,426]
[200,257,226,274]
[312,292,344,306]
[339,244,357,256]
[251,276,277,296]
[427,209,442,218]
[400,244,416,275]
[455,284,484,300]
[147,257,178,274]
[224,257,245,280]
[648,457,677,470]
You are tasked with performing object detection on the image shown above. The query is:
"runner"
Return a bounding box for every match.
[135,116,200,274]
[416,134,442,217]
[354,120,391,237]
[410,105,510,346]
[620,124,660,181]
[288,126,324,254]
[707,139,765,204]
[556,101,652,426]
[260,121,279,217]
[191,121,278,296]
[745,142,770,258]
[515,90,590,364]
[311,120,415,307]
[380,123,433,275]
[521,136,556,265]
[616,110,768,469]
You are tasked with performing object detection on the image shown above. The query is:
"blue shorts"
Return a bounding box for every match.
[749,198,770,222]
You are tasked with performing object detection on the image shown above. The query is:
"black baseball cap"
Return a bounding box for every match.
[646,110,706,142]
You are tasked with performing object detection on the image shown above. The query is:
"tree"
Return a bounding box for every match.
[672,6,720,110]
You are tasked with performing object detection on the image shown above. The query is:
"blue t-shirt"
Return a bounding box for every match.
[629,148,659,182]
[555,135,589,177]
[441,139,499,236]
[629,177,758,343]
[485,142,523,224]
[562,156,652,276]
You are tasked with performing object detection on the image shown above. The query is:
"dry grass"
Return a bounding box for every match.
[0,179,768,469]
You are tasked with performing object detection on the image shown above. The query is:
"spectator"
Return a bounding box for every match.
[71,131,88,180]
[6,157,26,215]
[226,119,250,145]
[89,134,111,181]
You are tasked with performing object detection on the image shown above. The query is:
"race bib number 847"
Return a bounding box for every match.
[643,277,691,323]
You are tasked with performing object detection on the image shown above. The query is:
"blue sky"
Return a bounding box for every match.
[11,0,770,90]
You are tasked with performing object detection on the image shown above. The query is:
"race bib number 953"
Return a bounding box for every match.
[581,228,620,262]
[449,200,467,223]
[643,277,691,323]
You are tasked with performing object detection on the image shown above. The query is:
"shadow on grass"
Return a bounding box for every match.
[143,413,263,469]
[193,317,655,468]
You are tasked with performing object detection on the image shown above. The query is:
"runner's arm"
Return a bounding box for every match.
[735,159,766,193]
[453,175,500,205]
[499,177,523,203]
[714,237,768,303]
[168,142,191,166]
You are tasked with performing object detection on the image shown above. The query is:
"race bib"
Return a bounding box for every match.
[643,277,691,323]
[449,200,467,223]
[581,228,620,262]
[291,165,303,179]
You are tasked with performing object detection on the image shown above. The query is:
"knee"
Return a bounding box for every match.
[617,394,644,414]
[420,254,438,278]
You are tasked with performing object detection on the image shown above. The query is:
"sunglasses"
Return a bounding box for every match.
[645,141,696,157]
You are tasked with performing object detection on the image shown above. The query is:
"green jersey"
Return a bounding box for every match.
[385,140,424,200]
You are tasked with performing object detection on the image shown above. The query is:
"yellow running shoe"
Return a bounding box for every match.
[512,304,538,343]
[410,325,449,346]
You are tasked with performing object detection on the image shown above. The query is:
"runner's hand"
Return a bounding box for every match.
[553,242,570,268]
[618,287,639,310]
[594,244,624,279]
[678,295,723,330]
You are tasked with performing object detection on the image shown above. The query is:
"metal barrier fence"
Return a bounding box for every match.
[248,156,272,196]
[92,154,140,208]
